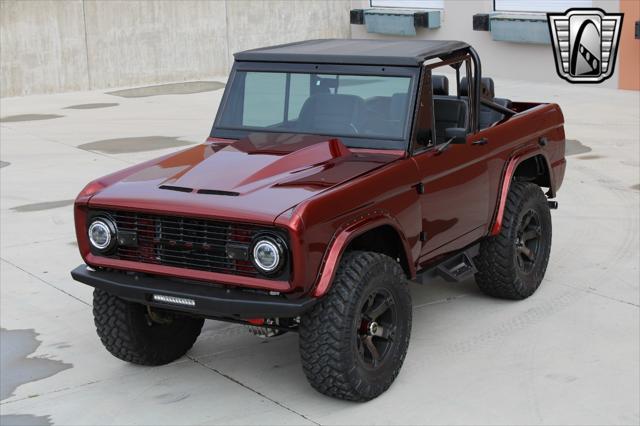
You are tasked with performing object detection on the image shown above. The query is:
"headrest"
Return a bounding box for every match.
[298,93,364,118]
[390,93,408,121]
[432,75,449,96]
[459,77,495,99]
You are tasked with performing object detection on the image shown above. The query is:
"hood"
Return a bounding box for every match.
[88,133,402,223]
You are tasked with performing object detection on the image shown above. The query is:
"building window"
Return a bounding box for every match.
[494,0,592,13]
[370,0,444,9]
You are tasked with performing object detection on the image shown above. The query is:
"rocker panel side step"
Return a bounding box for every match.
[416,243,480,284]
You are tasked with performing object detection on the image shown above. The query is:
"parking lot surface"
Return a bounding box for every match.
[1,78,638,425]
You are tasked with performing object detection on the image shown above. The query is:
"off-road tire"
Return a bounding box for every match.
[299,251,412,401]
[475,182,552,300]
[93,289,204,365]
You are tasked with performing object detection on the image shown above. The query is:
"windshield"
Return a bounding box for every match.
[215,71,413,149]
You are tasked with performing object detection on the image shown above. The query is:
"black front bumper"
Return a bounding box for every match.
[71,265,316,319]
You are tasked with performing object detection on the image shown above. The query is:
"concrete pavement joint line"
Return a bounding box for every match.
[0,380,100,406]
[2,236,74,250]
[558,282,640,308]
[186,355,321,426]
[413,293,470,310]
[0,257,90,307]
[0,356,196,406]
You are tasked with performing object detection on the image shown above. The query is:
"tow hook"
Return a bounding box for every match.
[548,201,558,209]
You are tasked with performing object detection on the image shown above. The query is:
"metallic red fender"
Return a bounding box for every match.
[489,150,557,236]
[311,213,415,297]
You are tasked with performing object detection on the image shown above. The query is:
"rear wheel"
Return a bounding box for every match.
[475,182,552,299]
[299,251,411,401]
[93,289,203,365]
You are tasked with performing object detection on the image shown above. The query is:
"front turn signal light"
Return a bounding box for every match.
[78,180,107,198]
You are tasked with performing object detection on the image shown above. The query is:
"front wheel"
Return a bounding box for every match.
[299,251,412,401]
[93,289,204,365]
[475,182,552,299]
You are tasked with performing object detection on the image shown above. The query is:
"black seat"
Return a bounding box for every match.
[360,92,408,138]
[460,77,512,129]
[433,97,468,143]
[432,75,449,96]
[296,93,364,135]
[429,74,468,143]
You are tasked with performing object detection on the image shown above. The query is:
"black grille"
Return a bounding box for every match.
[97,210,272,277]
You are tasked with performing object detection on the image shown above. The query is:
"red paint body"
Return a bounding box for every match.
[74,86,565,301]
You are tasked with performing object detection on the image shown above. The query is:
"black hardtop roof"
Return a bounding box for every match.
[234,39,470,67]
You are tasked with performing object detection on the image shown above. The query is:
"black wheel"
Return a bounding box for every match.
[475,182,552,299]
[93,289,204,365]
[299,251,411,401]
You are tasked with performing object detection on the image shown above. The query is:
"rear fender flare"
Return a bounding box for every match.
[490,150,554,236]
[311,211,415,298]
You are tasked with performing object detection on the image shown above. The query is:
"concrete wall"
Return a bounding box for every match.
[3,0,626,97]
[1,1,89,97]
[350,0,621,88]
[0,0,351,97]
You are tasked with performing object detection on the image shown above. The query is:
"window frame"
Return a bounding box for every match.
[493,0,592,14]
[211,61,421,151]
[370,0,444,10]
[411,54,476,155]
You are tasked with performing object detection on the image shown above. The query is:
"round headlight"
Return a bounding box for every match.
[88,218,116,251]
[252,237,284,274]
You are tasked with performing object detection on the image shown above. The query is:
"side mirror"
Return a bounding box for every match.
[445,127,467,144]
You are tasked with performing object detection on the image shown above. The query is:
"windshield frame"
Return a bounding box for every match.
[210,61,420,151]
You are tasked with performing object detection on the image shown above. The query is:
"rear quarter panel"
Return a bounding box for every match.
[483,102,566,234]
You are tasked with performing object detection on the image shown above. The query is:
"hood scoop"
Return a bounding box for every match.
[196,189,240,197]
[159,184,239,196]
[159,185,192,193]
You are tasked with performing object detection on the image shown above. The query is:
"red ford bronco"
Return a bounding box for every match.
[71,39,566,401]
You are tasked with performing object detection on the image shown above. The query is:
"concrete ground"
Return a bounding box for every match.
[0,77,638,426]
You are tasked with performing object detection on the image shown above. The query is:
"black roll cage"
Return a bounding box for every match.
[410,46,516,151]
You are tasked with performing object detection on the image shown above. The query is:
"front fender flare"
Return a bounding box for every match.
[311,211,415,298]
